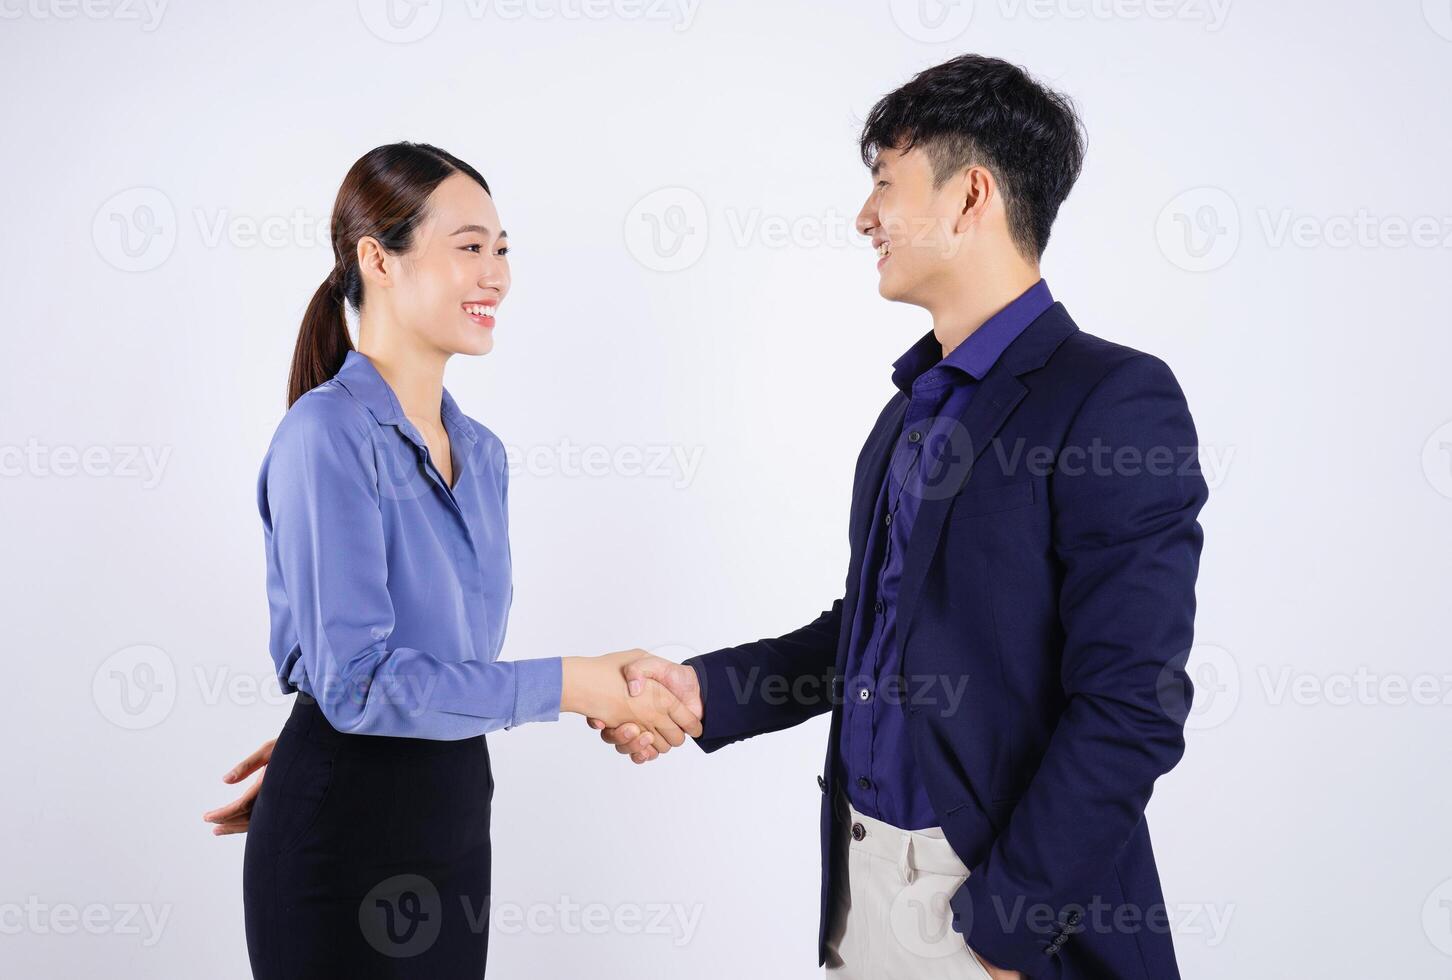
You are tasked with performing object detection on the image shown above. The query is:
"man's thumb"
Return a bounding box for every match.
[624,660,655,696]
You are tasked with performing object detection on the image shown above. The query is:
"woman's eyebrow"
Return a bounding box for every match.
[449,223,501,237]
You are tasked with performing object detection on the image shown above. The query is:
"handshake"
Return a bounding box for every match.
[562,650,704,764]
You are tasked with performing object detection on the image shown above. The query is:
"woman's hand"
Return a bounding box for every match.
[201,738,276,835]
[561,650,702,752]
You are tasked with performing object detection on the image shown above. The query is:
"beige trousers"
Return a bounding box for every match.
[824,792,994,979]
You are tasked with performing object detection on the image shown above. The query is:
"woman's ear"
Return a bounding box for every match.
[356,235,390,291]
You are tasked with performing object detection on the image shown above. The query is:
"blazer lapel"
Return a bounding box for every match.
[894,370,1028,647]
[894,303,1079,649]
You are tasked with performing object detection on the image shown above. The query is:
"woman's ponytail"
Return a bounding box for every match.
[286,266,353,408]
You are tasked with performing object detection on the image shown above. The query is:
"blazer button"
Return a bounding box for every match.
[817,775,827,793]
[851,823,866,841]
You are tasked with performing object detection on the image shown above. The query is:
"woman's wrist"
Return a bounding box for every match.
[560,655,613,717]
[560,657,584,715]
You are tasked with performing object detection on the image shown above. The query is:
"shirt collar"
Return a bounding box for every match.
[333,349,477,446]
[891,278,1055,393]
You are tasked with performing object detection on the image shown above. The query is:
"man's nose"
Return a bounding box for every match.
[855,206,875,238]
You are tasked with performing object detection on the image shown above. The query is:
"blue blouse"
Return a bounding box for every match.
[257,350,562,739]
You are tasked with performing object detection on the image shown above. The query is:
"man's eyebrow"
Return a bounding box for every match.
[870,160,885,178]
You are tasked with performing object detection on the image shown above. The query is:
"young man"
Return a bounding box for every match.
[601,54,1208,979]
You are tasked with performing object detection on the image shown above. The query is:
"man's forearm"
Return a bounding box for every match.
[687,599,843,751]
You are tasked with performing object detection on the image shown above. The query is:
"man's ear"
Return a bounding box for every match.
[953,165,994,235]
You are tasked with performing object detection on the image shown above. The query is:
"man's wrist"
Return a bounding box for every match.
[683,658,709,731]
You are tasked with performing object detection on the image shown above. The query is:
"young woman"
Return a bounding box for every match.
[233,142,699,979]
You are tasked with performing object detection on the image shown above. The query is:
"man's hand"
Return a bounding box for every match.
[201,738,276,835]
[587,653,702,763]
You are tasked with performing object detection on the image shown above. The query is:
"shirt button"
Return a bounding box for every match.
[874,600,885,614]
[884,514,893,527]
[857,776,871,790]
[858,688,871,702]
[851,823,866,842]
[908,430,922,443]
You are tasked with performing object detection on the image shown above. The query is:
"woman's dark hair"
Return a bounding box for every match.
[858,54,1085,261]
[288,141,492,407]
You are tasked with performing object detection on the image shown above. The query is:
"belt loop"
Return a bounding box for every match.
[899,832,916,884]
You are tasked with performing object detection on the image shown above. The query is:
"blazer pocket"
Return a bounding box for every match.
[948,479,1035,520]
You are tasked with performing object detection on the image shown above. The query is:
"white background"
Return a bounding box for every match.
[2,0,1450,976]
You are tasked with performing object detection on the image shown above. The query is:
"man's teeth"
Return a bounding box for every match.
[464,304,495,316]
[876,243,890,258]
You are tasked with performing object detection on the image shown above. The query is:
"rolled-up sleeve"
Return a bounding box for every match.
[259,398,562,739]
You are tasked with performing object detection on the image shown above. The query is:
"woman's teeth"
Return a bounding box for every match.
[464,304,495,316]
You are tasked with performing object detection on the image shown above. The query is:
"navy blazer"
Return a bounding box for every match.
[687,302,1208,979]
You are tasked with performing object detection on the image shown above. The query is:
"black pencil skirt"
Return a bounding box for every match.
[243,694,493,979]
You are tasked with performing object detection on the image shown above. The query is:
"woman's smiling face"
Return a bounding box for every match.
[374,170,511,357]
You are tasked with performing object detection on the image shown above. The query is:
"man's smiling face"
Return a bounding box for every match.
[855,145,966,309]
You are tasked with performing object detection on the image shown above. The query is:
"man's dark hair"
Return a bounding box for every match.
[859,54,1085,260]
